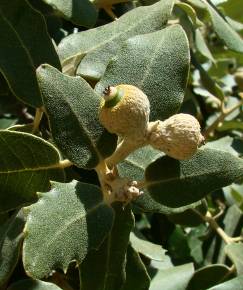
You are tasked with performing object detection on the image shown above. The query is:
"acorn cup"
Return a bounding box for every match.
[149,113,205,160]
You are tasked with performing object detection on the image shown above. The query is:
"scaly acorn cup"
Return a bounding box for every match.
[99,84,150,141]
[149,113,205,160]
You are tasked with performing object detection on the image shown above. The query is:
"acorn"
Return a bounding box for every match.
[99,84,150,141]
[149,113,205,160]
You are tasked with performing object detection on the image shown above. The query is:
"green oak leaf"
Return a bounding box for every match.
[0,0,61,107]
[225,243,243,275]
[187,264,231,290]
[219,0,243,23]
[7,279,63,290]
[130,232,166,261]
[150,263,194,290]
[176,2,203,28]
[0,130,64,213]
[121,245,150,290]
[206,275,243,290]
[195,29,215,63]
[58,0,174,78]
[145,148,243,207]
[201,0,243,53]
[79,203,134,290]
[0,210,25,287]
[167,200,208,227]
[37,64,117,169]
[118,146,202,214]
[23,180,114,279]
[96,25,190,121]
[43,0,97,28]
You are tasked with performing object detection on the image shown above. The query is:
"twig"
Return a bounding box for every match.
[95,161,114,204]
[103,6,118,20]
[213,199,226,220]
[204,98,243,138]
[32,107,44,134]
[50,272,74,290]
[195,210,240,245]
[58,159,74,169]
[106,138,145,168]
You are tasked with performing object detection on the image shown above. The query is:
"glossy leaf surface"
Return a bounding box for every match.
[23,180,114,279]
[96,25,190,121]
[0,131,64,213]
[0,0,61,107]
[37,64,117,169]
[145,148,243,207]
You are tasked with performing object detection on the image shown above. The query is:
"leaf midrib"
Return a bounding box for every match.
[61,1,167,63]
[145,166,243,188]
[28,200,106,265]
[0,8,36,72]
[138,34,166,89]
[123,152,163,171]
[0,163,61,174]
[48,82,103,162]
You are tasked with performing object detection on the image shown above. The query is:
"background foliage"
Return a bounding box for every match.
[0,0,243,289]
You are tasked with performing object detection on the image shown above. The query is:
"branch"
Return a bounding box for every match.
[203,98,243,138]
[106,138,145,167]
[195,210,242,245]
[58,159,74,169]
[32,107,44,134]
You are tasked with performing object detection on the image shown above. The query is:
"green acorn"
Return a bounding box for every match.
[99,84,150,141]
[149,113,205,160]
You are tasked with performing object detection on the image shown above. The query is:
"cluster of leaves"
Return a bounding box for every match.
[0,0,243,290]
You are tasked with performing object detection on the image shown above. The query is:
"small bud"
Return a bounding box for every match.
[99,84,150,140]
[149,113,204,160]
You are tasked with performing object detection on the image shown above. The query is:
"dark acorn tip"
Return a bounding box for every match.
[103,86,111,96]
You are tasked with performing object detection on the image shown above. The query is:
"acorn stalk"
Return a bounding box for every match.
[106,137,146,167]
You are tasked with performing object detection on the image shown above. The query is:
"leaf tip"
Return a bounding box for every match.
[36,63,52,76]
[23,206,31,216]
[36,191,44,198]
